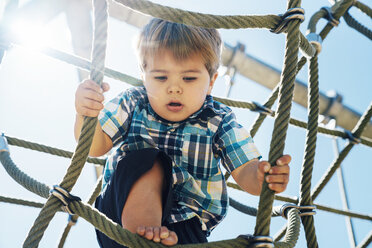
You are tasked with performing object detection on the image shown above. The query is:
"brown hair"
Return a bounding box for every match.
[137,18,222,77]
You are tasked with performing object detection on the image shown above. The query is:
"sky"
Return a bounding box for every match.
[0,0,371,247]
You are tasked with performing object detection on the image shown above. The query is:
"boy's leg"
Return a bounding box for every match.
[121,158,178,245]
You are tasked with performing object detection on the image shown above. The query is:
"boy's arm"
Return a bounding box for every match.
[74,114,113,157]
[74,79,113,157]
[230,155,291,196]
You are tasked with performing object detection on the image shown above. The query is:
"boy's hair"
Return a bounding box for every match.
[137,18,222,77]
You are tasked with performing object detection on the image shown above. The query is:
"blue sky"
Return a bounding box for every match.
[0,0,371,247]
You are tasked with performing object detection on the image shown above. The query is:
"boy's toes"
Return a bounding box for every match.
[161,230,178,246]
[136,226,145,236]
[145,226,154,240]
[153,227,161,243]
[160,226,170,239]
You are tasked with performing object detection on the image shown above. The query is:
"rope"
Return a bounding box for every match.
[5,135,106,166]
[114,0,315,58]
[311,102,372,200]
[0,0,370,247]
[22,0,108,247]
[57,176,103,248]
[298,53,319,248]
[343,11,372,40]
[254,0,302,237]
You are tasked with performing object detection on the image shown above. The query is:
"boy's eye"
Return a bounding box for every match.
[183,77,197,82]
[154,76,167,81]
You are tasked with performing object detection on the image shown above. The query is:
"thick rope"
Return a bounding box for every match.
[355,1,372,18]
[114,0,315,58]
[0,151,50,199]
[298,54,319,248]
[254,0,302,237]
[57,176,103,248]
[22,0,108,247]
[343,11,372,40]
[5,135,106,165]
[227,182,372,221]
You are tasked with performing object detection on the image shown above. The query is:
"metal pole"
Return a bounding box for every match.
[330,119,357,248]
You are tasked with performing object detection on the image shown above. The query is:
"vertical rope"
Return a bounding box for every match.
[254,0,302,237]
[298,54,319,248]
[22,0,108,247]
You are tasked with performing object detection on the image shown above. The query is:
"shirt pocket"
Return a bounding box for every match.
[181,133,218,179]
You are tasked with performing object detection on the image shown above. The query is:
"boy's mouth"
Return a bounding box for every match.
[167,101,183,112]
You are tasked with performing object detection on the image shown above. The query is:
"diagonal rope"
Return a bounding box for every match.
[254,0,302,237]
[343,11,372,40]
[311,102,372,200]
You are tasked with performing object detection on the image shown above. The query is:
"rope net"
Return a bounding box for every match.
[0,0,371,247]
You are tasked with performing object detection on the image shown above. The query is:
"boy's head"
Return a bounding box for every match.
[136,19,222,123]
[136,18,222,77]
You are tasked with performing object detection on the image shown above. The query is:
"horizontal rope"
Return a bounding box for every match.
[5,135,106,165]
[3,41,370,147]
[227,182,372,221]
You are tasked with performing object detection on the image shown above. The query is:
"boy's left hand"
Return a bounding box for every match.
[258,155,291,193]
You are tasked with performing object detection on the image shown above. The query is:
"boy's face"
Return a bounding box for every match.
[142,49,218,122]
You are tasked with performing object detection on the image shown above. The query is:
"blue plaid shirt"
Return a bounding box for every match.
[99,87,261,232]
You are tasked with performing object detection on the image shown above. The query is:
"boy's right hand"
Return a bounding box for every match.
[75,79,110,117]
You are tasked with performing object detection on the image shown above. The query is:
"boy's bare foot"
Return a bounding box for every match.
[137,226,178,246]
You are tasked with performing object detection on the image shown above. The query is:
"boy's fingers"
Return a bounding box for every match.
[269,164,290,175]
[101,82,110,92]
[258,161,271,173]
[266,174,289,184]
[268,183,287,193]
[276,154,291,166]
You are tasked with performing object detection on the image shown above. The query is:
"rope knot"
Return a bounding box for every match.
[271,7,305,34]
[321,7,340,27]
[50,185,81,215]
[238,234,274,248]
[280,203,316,219]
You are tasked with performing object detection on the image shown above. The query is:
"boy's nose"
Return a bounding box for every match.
[167,85,182,94]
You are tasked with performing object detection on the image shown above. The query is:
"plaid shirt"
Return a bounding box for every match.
[99,87,261,232]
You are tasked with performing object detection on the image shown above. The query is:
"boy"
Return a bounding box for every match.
[74,18,290,247]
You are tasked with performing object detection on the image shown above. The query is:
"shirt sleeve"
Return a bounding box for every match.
[214,111,261,173]
[98,89,137,147]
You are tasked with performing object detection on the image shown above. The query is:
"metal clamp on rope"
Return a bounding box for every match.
[238,234,274,248]
[252,102,275,116]
[0,133,9,153]
[321,7,340,27]
[67,214,78,227]
[280,203,316,219]
[306,33,323,54]
[50,185,81,215]
[271,7,305,34]
[344,130,361,145]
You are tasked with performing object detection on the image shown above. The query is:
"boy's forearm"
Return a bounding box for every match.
[74,114,112,157]
[231,159,262,196]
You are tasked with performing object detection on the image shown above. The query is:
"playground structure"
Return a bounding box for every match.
[0,0,371,247]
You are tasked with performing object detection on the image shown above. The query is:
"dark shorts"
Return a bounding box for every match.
[95,148,208,247]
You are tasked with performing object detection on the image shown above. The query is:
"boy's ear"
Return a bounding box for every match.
[208,72,218,94]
